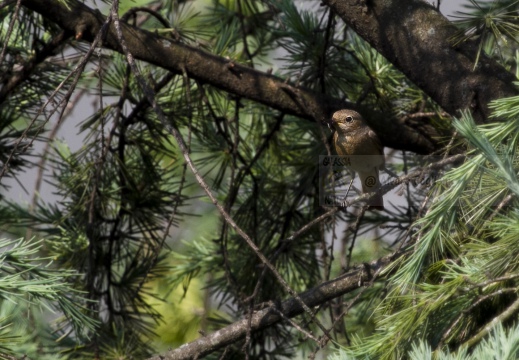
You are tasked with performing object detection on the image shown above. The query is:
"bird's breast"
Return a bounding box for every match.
[333,131,384,172]
[333,132,362,155]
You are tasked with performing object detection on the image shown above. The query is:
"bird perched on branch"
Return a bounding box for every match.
[331,109,385,210]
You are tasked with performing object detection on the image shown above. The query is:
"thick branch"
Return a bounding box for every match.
[20,0,338,119]
[146,253,396,360]
[20,0,437,154]
[324,0,518,124]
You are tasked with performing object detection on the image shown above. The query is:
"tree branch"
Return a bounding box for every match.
[20,0,439,154]
[17,0,519,153]
[323,0,518,123]
[145,253,399,360]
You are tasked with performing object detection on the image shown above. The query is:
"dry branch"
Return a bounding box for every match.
[146,253,397,360]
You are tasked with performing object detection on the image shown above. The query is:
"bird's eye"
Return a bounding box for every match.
[345,116,353,123]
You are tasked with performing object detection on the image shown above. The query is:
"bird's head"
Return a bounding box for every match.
[331,109,365,133]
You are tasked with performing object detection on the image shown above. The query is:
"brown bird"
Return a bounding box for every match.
[331,109,385,210]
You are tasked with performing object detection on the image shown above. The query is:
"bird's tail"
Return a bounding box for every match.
[359,168,384,210]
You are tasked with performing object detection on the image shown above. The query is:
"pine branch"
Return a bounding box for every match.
[20,0,440,154]
[146,252,399,360]
[0,30,70,103]
[323,0,518,123]
[109,0,332,338]
[463,295,519,349]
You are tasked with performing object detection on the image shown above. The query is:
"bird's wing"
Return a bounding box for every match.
[367,129,383,154]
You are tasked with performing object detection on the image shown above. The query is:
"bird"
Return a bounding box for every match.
[331,109,385,210]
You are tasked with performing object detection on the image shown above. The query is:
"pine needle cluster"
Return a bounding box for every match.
[1,0,519,359]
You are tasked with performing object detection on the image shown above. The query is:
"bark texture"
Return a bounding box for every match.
[323,0,518,123]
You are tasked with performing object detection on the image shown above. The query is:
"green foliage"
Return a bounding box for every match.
[323,3,519,357]
[1,0,438,356]
[327,86,519,359]
[2,0,519,359]
[451,0,519,68]
[332,323,519,360]
[0,238,96,359]
[146,277,207,350]
[409,323,519,360]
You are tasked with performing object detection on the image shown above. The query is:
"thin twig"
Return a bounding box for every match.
[270,301,319,342]
[402,111,451,119]
[26,88,88,241]
[0,0,21,66]
[0,11,108,181]
[321,263,385,351]
[282,153,466,251]
[110,0,331,336]
[462,293,519,349]
[146,252,399,360]
[345,205,368,271]
[438,287,519,348]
